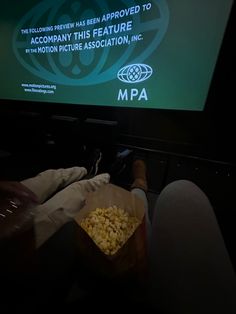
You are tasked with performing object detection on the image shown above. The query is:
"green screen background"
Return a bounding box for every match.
[0,0,233,110]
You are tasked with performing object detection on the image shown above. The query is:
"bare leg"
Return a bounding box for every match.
[131,188,151,242]
[130,160,151,240]
[149,180,236,314]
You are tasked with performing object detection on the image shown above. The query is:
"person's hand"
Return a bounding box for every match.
[21,167,110,248]
[21,166,88,204]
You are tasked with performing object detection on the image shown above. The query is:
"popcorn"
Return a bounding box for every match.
[80,205,140,255]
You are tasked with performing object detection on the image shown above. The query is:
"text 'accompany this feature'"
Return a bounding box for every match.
[13,0,169,87]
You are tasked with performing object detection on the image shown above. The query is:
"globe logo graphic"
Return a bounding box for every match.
[117,64,153,83]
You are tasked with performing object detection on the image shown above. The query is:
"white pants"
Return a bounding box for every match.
[132,180,236,314]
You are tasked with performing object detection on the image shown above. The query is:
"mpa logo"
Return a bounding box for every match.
[117,64,153,84]
[117,63,153,101]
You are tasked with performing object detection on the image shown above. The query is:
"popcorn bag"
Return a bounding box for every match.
[74,184,148,283]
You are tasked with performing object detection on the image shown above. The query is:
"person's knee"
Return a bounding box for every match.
[163,179,201,196]
[159,179,210,206]
[152,179,212,228]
